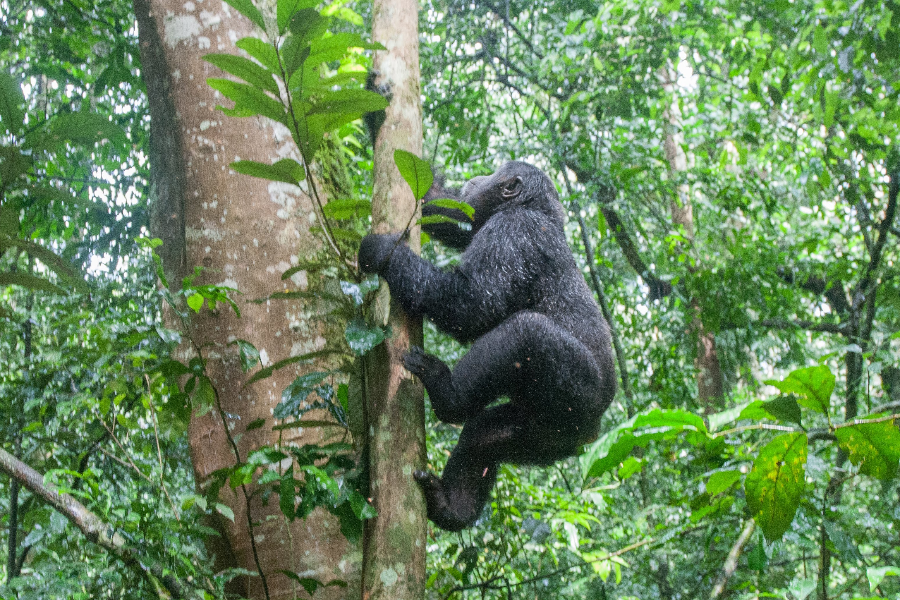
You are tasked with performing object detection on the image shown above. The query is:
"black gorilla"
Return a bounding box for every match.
[358,161,615,531]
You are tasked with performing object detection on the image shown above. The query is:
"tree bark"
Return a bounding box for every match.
[134,1,359,597]
[361,0,428,598]
[660,66,724,411]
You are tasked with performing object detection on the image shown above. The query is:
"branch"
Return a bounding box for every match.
[758,318,847,334]
[709,520,755,599]
[566,162,673,299]
[0,447,191,599]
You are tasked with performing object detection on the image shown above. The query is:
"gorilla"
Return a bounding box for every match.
[358,161,615,531]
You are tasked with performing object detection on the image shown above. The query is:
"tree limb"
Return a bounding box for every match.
[0,446,192,599]
[566,162,673,299]
[709,520,756,599]
[758,318,847,334]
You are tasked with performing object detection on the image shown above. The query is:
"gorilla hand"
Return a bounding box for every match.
[358,232,404,275]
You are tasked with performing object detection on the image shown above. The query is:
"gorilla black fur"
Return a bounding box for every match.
[358,161,616,531]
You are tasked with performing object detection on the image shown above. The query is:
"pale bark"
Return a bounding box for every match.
[135,1,359,598]
[659,66,724,411]
[361,0,428,598]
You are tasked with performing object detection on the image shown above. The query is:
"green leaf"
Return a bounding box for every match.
[765,366,834,415]
[307,89,389,116]
[322,198,371,219]
[208,78,286,124]
[277,0,318,34]
[215,503,235,522]
[186,293,204,312]
[204,53,278,94]
[747,534,767,571]
[418,214,460,226]
[279,467,295,518]
[275,371,332,419]
[761,396,802,426]
[344,317,386,355]
[245,417,265,431]
[706,470,741,496]
[222,0,266,30]
[0,272,67,295]
[24,112,128,153]
[288,9,330,45]
[427,198,475,220]
[866,565,900,591]
[231,158,305,185]
[745,433,808,542]
[834,418,900,479]
[232,339,261,371]
[308,33,384,65]
[393,149,434,201]
[236,37,280,72]
[281,36,312,79]
[0,73,25,135]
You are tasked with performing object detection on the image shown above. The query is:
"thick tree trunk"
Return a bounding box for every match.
[660,66,724,411]
[134,1,359,598]
[361,0,428,598]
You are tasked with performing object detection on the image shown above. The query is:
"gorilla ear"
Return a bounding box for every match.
[500,176,523,199]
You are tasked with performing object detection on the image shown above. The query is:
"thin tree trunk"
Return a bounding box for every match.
[659,65,724,411]
[135,1,359,597]
[361,0,428,598]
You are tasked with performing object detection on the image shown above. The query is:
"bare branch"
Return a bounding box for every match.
[758,318,847,334]
[709,520,756,599]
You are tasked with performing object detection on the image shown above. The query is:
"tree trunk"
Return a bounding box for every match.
[361,0,428,598]
[134,1,359,598]
[660,66,724,411]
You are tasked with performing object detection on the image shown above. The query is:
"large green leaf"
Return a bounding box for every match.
[393,149,434,201]
[288,9,330,45]
[581,409,705,480]
[208,78,286,124]
[230,158,305,185]
[204,53,278,94]
[745,433,808,542]
[307,33,384,66]
[222,0,266,31]
[277,0,318,34]
[834,418,900,480]
[0,73,25,135]
[322,199,371,220]
[307,89,389,116]
[236,37,280,72]
[427,198,475,220]
[765,365,834,415]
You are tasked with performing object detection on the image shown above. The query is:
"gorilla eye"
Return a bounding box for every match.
[501,177,523,198]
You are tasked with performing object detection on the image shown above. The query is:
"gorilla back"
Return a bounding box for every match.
[358,161,615,531]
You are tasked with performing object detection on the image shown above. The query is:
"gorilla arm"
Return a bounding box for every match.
[358,210,548,343]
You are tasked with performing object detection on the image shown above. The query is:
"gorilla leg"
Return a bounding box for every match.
[414,403,525,531]
[408,312,607,530]
[405,311,605,430]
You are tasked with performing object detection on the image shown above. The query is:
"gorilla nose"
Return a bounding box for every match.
[461,175,488,197]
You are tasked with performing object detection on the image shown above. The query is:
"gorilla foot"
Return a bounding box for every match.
[413,470,474,532]
[402,346,448,381]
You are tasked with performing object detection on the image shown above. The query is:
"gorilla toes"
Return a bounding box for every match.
[403,346,449,382]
